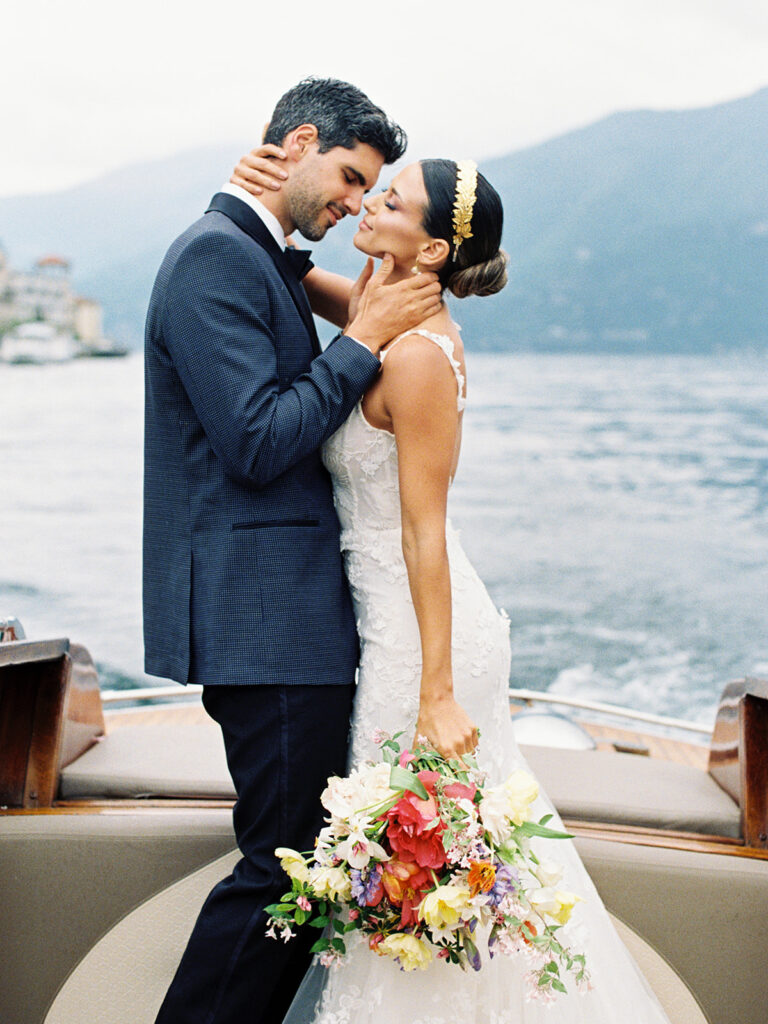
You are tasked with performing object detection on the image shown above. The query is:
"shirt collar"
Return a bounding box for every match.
[219,182,286,251]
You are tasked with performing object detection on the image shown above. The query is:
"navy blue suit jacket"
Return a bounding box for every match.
[143,193,380,686]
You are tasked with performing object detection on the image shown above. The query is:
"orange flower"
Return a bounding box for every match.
[467,861,496,896]
[381,855,433,926]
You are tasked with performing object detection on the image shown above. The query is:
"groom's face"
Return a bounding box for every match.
[286,142,385,242]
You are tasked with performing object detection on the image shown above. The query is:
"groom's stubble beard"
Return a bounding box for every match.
[286,174,340,242]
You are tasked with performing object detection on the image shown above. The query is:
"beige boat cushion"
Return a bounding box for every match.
[44,849,708,1024]
[59,724,234,799]
[61,724,740,839]
[0,809,236,1024]
[521,745,741,838]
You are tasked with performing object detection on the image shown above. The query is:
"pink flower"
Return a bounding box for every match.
[296,896,311,912]
[399,750,416,767]
[383,771,447,870]
[349,908,360,920]
[443,781,477,802]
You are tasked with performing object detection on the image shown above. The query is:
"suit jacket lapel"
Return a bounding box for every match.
[205,193,321,356]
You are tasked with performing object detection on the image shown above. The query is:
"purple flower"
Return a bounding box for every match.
[350,863,384,906]
[487,863,518,907]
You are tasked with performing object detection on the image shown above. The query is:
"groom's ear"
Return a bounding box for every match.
[417,238,450,273]
[283,123,319,161]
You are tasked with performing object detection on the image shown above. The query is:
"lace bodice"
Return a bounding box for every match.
[323,330,465,542]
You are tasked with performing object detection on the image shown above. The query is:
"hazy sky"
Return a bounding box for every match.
[3,0,767,198]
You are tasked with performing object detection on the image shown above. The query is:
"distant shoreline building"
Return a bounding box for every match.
[0,245,124,363]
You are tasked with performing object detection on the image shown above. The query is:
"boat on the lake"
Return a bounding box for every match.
[0,322,80,365]
[1,626,766,1024]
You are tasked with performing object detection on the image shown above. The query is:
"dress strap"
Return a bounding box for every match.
[380,330,466,411]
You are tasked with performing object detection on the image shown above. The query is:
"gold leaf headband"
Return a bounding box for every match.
[452,160,478,257]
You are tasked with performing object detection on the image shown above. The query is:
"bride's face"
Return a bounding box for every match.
[354,162,435,269]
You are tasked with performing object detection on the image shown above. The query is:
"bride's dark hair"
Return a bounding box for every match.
[420,159,508,298]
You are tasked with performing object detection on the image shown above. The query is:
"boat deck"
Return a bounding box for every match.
[104,700,710,770]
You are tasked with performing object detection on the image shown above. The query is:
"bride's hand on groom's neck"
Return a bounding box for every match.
[230,144,288,196]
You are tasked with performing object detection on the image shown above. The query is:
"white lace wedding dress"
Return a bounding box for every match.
[282,331,671,1024]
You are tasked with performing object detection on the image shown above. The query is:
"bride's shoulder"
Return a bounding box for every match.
[382,318,463,361]
[380,327,464,411]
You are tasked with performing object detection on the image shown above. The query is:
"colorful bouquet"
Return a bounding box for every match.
[266,732,590,1001]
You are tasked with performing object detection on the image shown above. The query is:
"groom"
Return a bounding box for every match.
[143,78,440,1024]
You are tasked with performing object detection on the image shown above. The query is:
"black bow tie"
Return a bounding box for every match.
[283,246,314,279]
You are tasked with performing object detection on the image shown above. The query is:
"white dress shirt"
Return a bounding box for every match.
[219,181,286,249]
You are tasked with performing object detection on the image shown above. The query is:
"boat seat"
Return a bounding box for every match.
[60,724,741,840]
[521,744,741,838]
[43,849,709,1024]
[0,808,236,1024]
[59,723,234,799]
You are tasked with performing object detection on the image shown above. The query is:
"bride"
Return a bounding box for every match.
[232,151,672,1023]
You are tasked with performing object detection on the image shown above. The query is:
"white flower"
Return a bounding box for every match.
[479,770,539,843]
[320,763,393,822]
[504,770,539,826]
[536,858,564,888]
[479,785,514,844]
[320,775,360,820]
[336,829,388,869]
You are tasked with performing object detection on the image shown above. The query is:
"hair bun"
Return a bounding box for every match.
[447,249,508,299]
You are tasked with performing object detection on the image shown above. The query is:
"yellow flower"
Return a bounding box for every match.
[504,770,539,826]
[309,864,352,901]
[551,890,583,925]
[419,885,472,931]
[378,933,433,971]
[275,847,309,884]
[529,886,583,926]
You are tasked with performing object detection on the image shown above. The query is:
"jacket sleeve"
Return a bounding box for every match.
[161,229,380,488]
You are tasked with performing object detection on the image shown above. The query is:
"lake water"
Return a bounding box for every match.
[1,350,766,728]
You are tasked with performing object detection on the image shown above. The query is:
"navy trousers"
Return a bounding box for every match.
[154,683,355,1024]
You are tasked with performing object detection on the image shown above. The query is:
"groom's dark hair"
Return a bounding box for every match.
[263,77,406,164]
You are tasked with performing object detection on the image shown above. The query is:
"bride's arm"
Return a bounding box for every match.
[382,337,478,761]
[231,147,355,326]
[302,268,355,329]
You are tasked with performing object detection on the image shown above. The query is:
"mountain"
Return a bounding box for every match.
[1,88,766,351]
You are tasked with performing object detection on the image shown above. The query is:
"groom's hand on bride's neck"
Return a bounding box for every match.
[345,254,442,356]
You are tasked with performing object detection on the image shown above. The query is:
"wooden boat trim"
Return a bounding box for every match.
[564,819,768,860]
[0,799,236,815]
[5,802,768,861]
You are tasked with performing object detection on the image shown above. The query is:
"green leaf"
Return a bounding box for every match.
[552,979,568,994]
[308,916,329,928]
[389,764,429,800]
[295,908,307,926]
[332,918,346,934]
[330,937,347,954]
[517,821,574,840]
[264,903,288,916]
[310,937,330,954]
